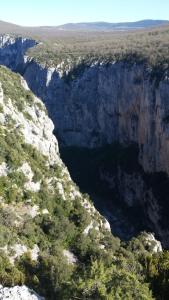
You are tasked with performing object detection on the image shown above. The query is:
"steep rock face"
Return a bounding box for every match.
[100,166,169,247]
[0,81,59,165]
[1,35,169,175]
[22,61,169,176]
[0,35,36,71]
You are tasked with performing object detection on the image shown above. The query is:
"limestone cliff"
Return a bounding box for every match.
[1,34,169,247]
[1,35,169,175]
[0,35,36,71]
[23,62,169,175]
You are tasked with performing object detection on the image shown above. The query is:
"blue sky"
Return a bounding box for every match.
[1,0,169,26]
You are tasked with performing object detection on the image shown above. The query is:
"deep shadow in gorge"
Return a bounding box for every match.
[60,143,154,241]
[60,143,169,246]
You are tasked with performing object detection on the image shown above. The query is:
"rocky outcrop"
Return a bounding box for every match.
[144,233,162,253]
[0,285,44,300]
[63,249,77,264]
[0,35,36,72]
[0,79,60,165]
[0,163,8,177]
[0,243,40,264]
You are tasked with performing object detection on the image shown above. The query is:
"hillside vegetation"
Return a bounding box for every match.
[26,25,169,74]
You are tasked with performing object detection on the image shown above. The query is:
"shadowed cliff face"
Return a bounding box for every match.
[0,35,37,72]
[22,60,169,176]
[1,35,169,246]
[60,144,169,248]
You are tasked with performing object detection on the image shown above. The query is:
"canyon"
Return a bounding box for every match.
[1,35,169,247]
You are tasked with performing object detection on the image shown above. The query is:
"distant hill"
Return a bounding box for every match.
[0,20,22,33]
[0,20,21,30]
[55,19,169,31]
[0,19,168,36]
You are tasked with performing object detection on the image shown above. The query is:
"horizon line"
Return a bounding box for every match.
[0,18,169,28]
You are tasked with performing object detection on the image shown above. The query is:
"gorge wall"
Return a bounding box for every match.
[23,62,169,175]
[1,35,169,175]
[1,35,169,246]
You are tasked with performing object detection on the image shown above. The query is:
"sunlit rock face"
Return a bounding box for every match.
[0,35,36,72]
[0,80,60,165]
[0,285,45,300]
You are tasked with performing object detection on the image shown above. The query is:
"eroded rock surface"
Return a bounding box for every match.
[0,285,44,300]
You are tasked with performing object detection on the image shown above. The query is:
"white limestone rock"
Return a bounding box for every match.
[56,182,66,200]
[0,82,60,165]
[102,219,111,232]
[30,244,40,261]
[1,243,40,264]
[24,181,41,192]
[0,35,36,71]
[144,233,162,253]
[18,163,41,192]
[18,162,34,180]
[69,188,82,200]
[9,244,28,263]
[42,208,49,215]
[0,82,3,100]
[28,205,40,218]
[83,222,94,235]
[0,162,8,177]
[20,78,29,90]
[0,285,44,300]
[63,250,77,264]
[46,67,55,87]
